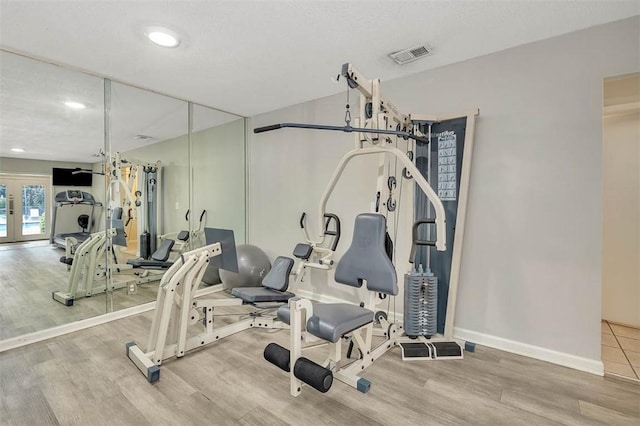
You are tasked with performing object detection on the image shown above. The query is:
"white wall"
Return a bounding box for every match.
[119,119,247,244]
[248,17,640,369]
[602,111,640,327]
[191,118,246,244]
[120,135,190,236]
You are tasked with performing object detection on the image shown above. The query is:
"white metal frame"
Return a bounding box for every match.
[126,243,291,383]
[271,64,479,396]
[411,110,479,339]
[52,228,163,306]
[286,291,402,396]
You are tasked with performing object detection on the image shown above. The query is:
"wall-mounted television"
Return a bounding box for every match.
[52,167,93,187]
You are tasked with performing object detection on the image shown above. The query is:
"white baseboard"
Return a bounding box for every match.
[0,284,225,354]
[454,327,604,376]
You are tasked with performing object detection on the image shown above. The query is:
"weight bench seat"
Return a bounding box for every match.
[126,259,174,269]
[277,303,373,343]
[127,238,175,269]
[230,256,296,303]
[231,287,295,303]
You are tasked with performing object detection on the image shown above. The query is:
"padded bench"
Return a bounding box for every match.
[232,256,295,303]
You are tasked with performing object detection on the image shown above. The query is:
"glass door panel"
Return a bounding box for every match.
[18,181,49,240]
[0,176,50,243]
[0,182,12,243]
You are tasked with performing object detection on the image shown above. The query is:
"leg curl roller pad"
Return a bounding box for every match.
[264,343,291,372]
[357,378,371,393]
[293,357,333,393]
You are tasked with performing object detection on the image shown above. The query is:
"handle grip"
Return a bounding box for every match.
[323,213,341,252]
[185,209,190,221]
[254,124,283,134]
[199,210,206,222]
[409,218,437,264]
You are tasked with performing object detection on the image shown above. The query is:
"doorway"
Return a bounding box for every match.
[601,72,640,381]
[0,175,51,243]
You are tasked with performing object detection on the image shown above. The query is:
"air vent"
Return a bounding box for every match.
[389,44,433,65]
[133,134,153,141]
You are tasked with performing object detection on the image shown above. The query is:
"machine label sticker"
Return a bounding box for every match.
[437,132,457,201]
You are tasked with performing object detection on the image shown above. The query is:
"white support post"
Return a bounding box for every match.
[288,297,313,396]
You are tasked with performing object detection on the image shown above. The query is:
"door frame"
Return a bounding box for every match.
[0,174,52,243]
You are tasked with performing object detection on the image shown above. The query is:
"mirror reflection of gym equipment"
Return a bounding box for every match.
[50,189,101,248]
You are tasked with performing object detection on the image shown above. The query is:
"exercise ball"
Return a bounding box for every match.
[201,263,221,286]
[220,244,271,290]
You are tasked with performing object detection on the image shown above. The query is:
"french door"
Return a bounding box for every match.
[0,175,51,243]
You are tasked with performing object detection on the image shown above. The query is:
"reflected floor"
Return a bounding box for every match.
[0,240,160,340]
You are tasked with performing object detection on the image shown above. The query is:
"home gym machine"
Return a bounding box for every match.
[256,63,478,396]
[107,152,161,259]
[126,212,344,384]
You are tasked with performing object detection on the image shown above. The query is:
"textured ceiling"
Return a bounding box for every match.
[0,0,638,163]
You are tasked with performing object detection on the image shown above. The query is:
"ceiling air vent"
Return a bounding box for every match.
[389,44,433,65]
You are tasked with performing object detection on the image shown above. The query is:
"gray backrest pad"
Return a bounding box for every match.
[262,256,294,292]
[334,213,398,295]
[152,238,175,262]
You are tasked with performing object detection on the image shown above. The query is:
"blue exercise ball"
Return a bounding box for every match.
[219,244,271,290]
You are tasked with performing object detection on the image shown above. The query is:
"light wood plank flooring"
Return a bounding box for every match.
[0,241,159,340]
[602,320,640,382]
[1,308,639,425]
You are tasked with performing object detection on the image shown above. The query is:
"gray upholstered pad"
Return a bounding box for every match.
[127,259,173,269]
[152,238,175,261]
[277,303,373,343]
[334,213,398,296]
[262,256,294,292]
[231,287,294,303]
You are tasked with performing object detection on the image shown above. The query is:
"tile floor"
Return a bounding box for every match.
[601,320,640,382]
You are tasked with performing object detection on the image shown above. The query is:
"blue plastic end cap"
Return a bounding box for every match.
[357,378,371,393]
[148,366,160,384]
[465,341,476,353]
[125,341,136,356]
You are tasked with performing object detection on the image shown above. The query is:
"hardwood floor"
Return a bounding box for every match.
[0,241,159,340]
[1,308,639,425]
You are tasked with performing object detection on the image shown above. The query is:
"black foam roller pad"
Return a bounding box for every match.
[293,357,333,393]
[264,343,290,372]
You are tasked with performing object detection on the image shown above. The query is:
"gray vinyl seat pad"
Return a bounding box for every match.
[126,259,173,269]
[231,287,295,303]
[277,303,374,343]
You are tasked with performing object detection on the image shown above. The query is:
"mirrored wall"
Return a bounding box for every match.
[0,49,246,342]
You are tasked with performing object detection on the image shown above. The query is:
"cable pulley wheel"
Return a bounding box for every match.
[387,176,397,190]
[374,311,388,324]
[365,102,373,119]
[386,197,396,212]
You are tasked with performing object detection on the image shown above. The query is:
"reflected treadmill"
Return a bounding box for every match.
[50,190,102,248]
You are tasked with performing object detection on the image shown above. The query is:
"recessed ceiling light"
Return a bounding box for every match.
[11,148,25,152]
[64,101,86,109]
[146,28,180,48]
[133,134,154,141]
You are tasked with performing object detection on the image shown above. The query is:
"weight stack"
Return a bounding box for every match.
[404,265,437,338]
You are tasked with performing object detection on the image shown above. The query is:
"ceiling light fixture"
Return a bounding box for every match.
[11,148,25,152]
[64,101,86,109]
[133,134,154,141]
[146,27,181,48]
